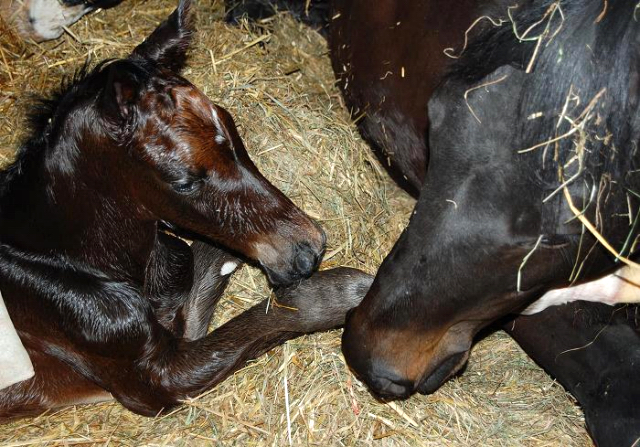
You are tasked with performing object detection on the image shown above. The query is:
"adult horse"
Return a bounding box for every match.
[0,0,373,419]
[228,0,640,444]
[330,0,640,445]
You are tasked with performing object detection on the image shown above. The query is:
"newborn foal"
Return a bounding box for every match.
[0,0,372,419]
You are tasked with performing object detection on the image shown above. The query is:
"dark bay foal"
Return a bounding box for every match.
[0,0,372,420]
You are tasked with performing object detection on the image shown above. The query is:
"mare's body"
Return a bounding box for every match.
[229,1,640,444]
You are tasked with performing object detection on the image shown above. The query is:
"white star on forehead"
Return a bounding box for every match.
[211,107,229,146]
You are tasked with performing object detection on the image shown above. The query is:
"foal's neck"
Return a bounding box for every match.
[0,161,157,285]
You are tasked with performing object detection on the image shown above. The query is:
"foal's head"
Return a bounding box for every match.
[39,0,325,285]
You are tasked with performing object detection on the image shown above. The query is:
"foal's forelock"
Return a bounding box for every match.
[132,83,231,166]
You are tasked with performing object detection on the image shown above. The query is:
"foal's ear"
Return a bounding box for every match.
[100,64,142,125]
[131,0,195,72]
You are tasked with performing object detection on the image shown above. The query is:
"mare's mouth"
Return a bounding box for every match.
[416,351,469,395]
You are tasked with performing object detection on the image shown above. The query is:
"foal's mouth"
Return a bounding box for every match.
[257,240,325,286]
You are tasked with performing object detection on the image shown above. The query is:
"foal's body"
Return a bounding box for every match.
[0,0,372,419]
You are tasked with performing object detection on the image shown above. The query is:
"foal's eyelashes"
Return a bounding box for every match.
[170,179,202,194]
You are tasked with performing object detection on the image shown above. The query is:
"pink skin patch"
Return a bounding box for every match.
[522,265,640,315]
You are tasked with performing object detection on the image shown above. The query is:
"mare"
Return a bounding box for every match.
[0,0,123,42]
[228,0,640,445]
[332,1,640,445]
[0,0,372,419]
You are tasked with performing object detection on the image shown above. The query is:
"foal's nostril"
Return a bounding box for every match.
[293,242,321,277]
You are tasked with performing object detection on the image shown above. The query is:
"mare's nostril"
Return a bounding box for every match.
[369,375,413,399]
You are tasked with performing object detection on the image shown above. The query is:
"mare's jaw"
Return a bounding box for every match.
[415,351,469,395]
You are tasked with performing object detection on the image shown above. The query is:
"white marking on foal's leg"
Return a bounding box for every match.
[522,265,640,315]
[220,261,239,276]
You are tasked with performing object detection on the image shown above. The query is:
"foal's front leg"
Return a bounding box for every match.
[147,267,374,410]
[145,233,242,339]
[180,240,243,340]
[104,267,373,415]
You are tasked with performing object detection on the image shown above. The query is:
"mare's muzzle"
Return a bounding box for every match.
[342,304,471,400]
[341,309,415,399]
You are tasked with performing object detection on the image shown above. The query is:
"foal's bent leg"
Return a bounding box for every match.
[145,234,242,339]
[505,303,640,447]
[111,267,373,415]
[180,241,243,340]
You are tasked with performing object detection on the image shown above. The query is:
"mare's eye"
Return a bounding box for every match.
[171,179,201,194]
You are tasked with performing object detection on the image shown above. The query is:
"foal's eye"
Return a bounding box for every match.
[171,179,201,194]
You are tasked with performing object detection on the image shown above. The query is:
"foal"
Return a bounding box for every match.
[0,0,372,419]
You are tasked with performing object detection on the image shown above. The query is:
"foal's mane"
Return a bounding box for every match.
[0,62,101,196]
[0,57,156,197]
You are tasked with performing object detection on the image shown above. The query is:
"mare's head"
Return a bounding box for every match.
[18,0,324,285]
[342,0,640,399]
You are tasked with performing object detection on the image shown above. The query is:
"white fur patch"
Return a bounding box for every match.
[0,291,34,390]
[522,265,640,315]
[220,261,238,276]
[28,0,88,41]
[211,108,229,146]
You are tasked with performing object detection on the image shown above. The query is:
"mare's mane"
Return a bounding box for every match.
[448,0,640,242]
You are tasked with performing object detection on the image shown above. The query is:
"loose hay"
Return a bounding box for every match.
[0,1,592,445]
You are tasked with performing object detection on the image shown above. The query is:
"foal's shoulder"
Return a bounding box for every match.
[0,244,154,340]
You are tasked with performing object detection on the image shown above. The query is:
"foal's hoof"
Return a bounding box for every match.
[274,267,373,333]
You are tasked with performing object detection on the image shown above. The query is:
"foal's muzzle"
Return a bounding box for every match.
[262,240,325,286]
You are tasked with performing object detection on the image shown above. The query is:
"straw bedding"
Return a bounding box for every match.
[0,0,591,445]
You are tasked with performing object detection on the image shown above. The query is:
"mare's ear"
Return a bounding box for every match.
[100,64,141,125]
[130,0,195,72]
